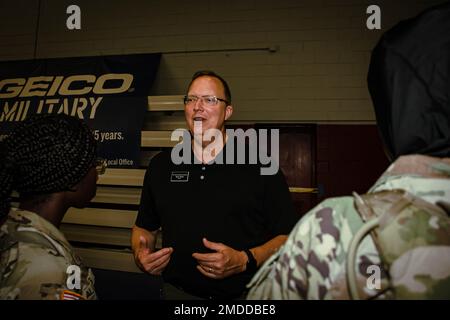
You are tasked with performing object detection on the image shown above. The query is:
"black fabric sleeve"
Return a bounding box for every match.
[262,168,299,237]
[134,159,160,231]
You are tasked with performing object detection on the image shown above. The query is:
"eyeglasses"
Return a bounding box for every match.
[94,158,107,175]
[183,95,228,106]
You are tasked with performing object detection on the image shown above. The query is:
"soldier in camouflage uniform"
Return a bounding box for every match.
[0,209,96,300]
[0,114,101,300]
[247,3,450,300]
[247,156,450,299]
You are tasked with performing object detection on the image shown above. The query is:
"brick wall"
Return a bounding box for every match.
[0,0,442,121]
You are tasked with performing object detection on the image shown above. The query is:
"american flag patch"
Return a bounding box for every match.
[60,290,85,300]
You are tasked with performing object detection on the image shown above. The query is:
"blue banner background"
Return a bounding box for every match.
[0,53,161,167]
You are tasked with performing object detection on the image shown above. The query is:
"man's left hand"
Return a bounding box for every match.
[192,238,248,279]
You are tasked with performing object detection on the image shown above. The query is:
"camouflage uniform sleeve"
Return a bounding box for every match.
[1,243,96,300]
[246,209,315,300]
[247,197,384,300]
[2,246,66,300]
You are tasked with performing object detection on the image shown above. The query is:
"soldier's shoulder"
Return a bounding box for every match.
[1,247,68,300]
[288,196,363,240]
[303,196,360,223]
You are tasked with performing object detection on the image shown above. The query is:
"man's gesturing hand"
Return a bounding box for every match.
[192,238,248,279]
[136,236,173,275]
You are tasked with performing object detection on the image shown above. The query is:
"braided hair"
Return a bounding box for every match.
[0,114,97,220]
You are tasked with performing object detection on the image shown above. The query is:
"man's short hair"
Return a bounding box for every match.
[187,70,232,104]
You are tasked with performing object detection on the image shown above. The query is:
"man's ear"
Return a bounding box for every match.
[225,105,233,121]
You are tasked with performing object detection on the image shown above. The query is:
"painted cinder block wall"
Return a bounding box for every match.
[0,0,442,122]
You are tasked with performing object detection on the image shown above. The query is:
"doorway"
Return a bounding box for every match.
[256,124,317,217]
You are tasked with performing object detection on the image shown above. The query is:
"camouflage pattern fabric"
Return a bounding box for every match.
[0,209,96,300]
[247,155,450,299]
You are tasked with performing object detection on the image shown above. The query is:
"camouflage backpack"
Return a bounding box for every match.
[347,188,450,299]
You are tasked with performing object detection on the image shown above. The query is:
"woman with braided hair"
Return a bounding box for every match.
[0,113,103,300]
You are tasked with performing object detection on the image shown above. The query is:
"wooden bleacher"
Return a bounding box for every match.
[61,95,185,273]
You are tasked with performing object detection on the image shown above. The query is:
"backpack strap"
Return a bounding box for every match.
[346,217,380,299]
[346,190,408,299]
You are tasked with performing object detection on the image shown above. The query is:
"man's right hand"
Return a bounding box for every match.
[135,236,173,275]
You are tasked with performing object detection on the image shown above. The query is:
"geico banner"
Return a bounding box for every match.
[0,53,161,168]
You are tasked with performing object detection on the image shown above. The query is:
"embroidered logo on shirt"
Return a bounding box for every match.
[170,171,189,182]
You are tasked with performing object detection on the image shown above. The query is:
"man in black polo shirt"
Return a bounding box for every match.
[131,70,297,299]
